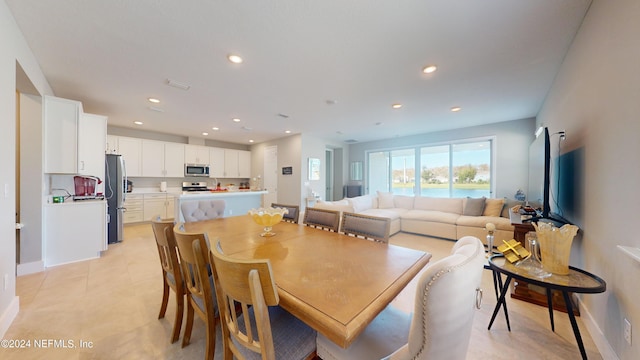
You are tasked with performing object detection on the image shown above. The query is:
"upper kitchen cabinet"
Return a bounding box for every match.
[44,95,82,173]
[209,147,225,178]
[141,140,185,177]
[223,149,251,178]
[185,144,210,165]
[117,136,142,177]
[106,135,119,154]
[78,113,107,178]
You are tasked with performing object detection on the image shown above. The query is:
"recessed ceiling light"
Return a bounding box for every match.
[202,132,209,136]
[212,127,220,131]
[228,54,243,64]
[392,104,402,109]
[451,106,462,112]
[134,121,143,125]
[249,139,254,143]
[148,98,160,103]
[285,130,291,134]
[232,118,241,122]
[422,65,437,74]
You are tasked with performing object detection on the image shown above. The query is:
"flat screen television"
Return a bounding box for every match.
[527,126,568,224]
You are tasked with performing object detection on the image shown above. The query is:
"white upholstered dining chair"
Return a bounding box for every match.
[181,200,225,222]
[316,235,485,360]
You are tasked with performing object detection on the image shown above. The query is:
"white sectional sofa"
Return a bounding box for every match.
[313,192,516,245]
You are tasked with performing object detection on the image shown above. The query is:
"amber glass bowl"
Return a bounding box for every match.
[248,207,288,237]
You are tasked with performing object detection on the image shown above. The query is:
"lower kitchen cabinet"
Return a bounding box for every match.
[44,200,107,267]
[124,193,175,224]
[123,194,144,223]
[143,193,175,220]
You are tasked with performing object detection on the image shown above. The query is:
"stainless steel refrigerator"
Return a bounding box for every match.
[105,154,126,244]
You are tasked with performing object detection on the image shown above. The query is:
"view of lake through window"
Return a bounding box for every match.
[368,139,492,198]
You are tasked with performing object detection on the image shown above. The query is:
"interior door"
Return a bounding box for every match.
[263,146,278,207]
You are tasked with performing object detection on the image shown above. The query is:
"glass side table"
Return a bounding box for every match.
[487,256,606,360]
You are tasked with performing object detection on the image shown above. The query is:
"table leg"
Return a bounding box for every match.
[546,287,555,332]
[494,270,511,331]
[488,275,512,331]
[562,291,587,360]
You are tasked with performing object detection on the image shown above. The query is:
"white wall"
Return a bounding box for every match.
[537,0,639,358]
[348,118,535,199]
[0,0,53,337]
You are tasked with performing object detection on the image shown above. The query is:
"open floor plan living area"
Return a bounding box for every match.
[1,1,639,359]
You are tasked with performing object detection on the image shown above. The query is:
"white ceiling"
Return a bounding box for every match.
[6,0,591,145]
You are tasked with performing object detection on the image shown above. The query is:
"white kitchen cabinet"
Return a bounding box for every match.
[223,149,251,178]
[143,193,175,220]
[44,95,82,173]
[209,147,226,178]
[141,140,185,178]
[238,150,251,178]
[123,194,144,223]
[117,137,142,177]
[185,144,210,165]
[106,135,119,154]
[224,149,239,178]
[78,113,106,178]
[164,143,186,177]
[44,200,107,267]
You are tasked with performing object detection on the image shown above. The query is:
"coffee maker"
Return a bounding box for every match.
[73,175,103,200]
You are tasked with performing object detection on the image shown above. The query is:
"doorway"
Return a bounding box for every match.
[325,149,333,201]
[263,145,278,207]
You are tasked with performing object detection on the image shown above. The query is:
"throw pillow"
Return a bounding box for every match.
[348,195,374,213]
[483,198,505,217]
[377,191,395,209]
[463,197,486,216]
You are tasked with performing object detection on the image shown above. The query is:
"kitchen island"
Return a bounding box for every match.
[174,190,268,222]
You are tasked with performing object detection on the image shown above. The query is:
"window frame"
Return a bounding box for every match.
[365,136,496,198]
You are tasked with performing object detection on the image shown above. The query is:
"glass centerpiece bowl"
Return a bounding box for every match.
[248,207,288,237]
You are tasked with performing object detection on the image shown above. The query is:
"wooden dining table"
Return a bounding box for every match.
[183,215,432,348]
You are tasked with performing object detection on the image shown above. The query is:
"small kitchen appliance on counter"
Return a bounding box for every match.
[73,175,104,200]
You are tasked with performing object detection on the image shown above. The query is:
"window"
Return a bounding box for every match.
[367,139,493,198]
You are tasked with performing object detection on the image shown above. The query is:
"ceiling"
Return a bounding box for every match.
[6,0,591,145]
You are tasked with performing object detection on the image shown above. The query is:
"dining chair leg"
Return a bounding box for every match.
[171,293,184,343]
[204,318,216,360]
[182,301,195,348]
[158,277,170,319]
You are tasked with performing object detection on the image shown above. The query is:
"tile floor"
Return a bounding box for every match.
[1,223,602,359]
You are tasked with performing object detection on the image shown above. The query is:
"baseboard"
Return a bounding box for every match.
[578,297,618,360]
[0,296,19,338]
[17,260,44,276]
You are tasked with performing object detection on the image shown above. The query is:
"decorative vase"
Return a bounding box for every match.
[533,222,579,275]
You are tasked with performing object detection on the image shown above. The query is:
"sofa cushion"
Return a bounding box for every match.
[348,195,374,213]
[414,197,463,214]
[402,210,460,225]
[482,198,504,217]
[314,199,354,213]
[463,197,486,216]
[377,191,395,209]
[360,208,408,220]
[456,215,513,231]
[394,195,415,209]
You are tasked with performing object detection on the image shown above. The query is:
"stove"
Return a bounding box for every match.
[182,181,209,192]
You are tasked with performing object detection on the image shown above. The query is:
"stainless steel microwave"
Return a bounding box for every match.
[185,164,210,177]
